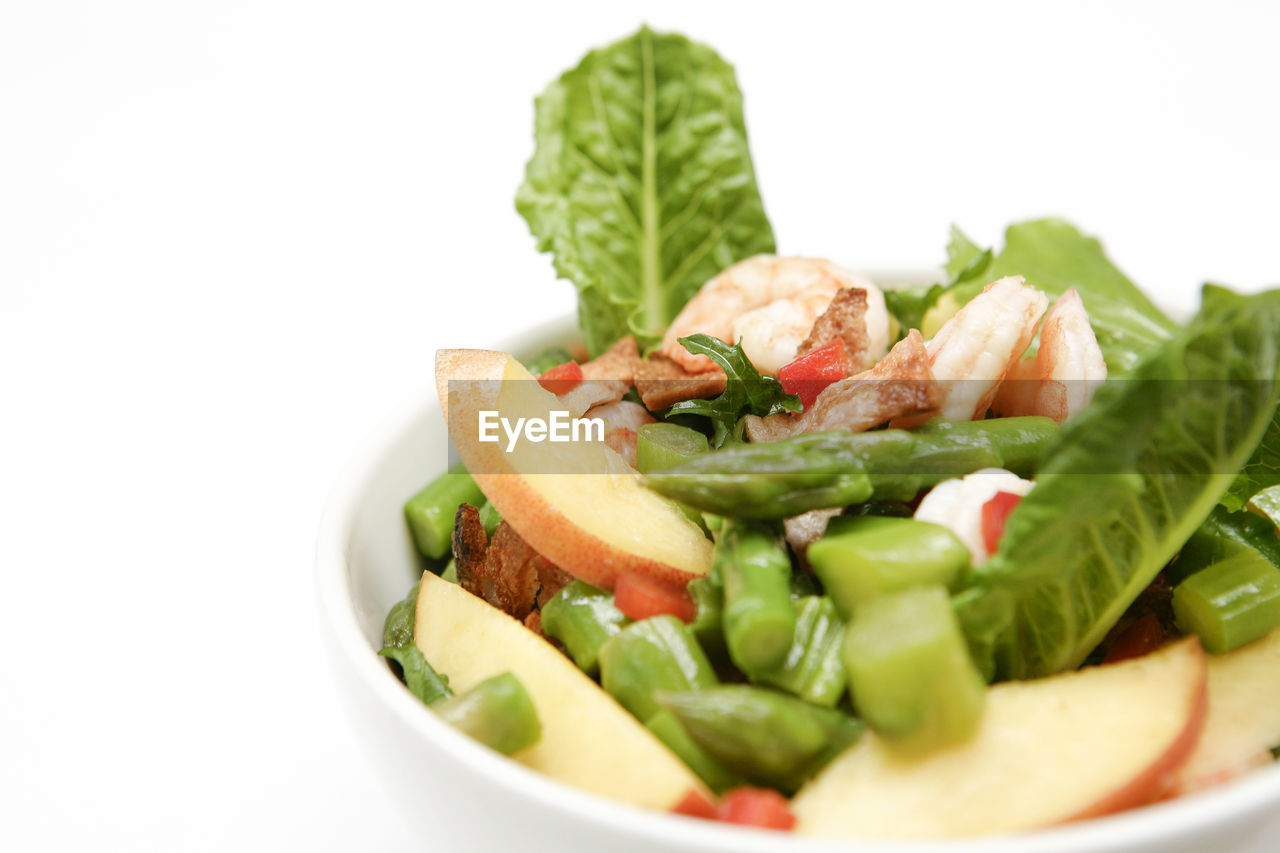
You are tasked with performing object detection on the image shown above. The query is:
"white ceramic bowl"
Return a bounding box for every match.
[316,303,1280,853]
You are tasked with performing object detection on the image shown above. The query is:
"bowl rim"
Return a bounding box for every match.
[315,307,1280,852]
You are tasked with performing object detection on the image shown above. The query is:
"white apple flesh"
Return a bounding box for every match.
[414,571,706,809]
[792,637,1208,839]
[1171,625,1280,793]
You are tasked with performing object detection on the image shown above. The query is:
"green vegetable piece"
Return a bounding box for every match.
[643,417,1056,518]
[1223,409,1280,512]
[645,710,744,793]
[657,685,863,794]
[403,465,485,560]
[1173,551,1280,654]
[524,346,575,376]
[1248,484,1280,530]
[752,596,848,707]
[982,220,1177,372]
[477,500,503,536]
[808,517,971,617]
[539,580,630,675]
[516,27,776,357]
[687,575,726,658]
[379,645,453,706]
[598,615,718,722]
[378,580,453,705]
[433,672,541,755]
[962,286,1280,679]
[844,585,986,751]
[883,283,945,341]
[381,581,420,650]
[716,522,797,674]
[667,335,802,448]
[1174,505,1280,587]
[637,422,710,473]
[887,226,989,339]
[439,559,458,584]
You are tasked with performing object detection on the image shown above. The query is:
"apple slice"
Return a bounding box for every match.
[1170,625,1280,794]
[415,571,707,809]
[436,349,712,589]
[792,637,1207,839]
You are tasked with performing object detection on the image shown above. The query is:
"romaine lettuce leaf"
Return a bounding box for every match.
[908,220,1179,371]
[517,27,776,356]
[1222,409,1280,512]
[958,285,1280,679]
[986,219,1177,373]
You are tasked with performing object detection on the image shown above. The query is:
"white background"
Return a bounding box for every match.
[2,1,1278,850]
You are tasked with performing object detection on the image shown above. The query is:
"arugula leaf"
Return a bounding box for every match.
[666,334,801,447]
[944,225,993,286]
[882,284,943,338]
[517,27,776,357]
[959,285,1280,679]
[379,582,453,705]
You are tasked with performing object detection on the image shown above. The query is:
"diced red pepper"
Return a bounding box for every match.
[777,339,848,410]
[671,789,718,820]
[614,572,697,623]
[537,361,584,395]
[715,787,797,831]
[1103,613,1166,664]
[980,491,1023,554]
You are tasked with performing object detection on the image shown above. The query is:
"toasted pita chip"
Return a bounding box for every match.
[796,288,874,373]
[453,507,561,622]
[634,357,728,411]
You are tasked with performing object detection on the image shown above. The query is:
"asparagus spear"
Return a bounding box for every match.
[403,464,486,559]
[657,685,862,793]
[808,516,971,616]
[433,672,541,755]
[477,500,503,536]
[1173,550,1280,653]
[717,522,797,675]
[687,575,726,658]
[844,585,986,751]
[539,580,631,675]
[751,596,848,707]
[598,616,718,722]
[643,417,1058,519]
[637,422,710,473]
[645,710,745,793]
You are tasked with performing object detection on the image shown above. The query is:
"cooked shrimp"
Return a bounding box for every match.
[661,255,891,376]
[914,468,1035,566]
[993,288,1107,423]
[925,276,1048,421]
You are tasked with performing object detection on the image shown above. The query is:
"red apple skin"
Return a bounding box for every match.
[1063,637,1208,822]
[435,348,710,590]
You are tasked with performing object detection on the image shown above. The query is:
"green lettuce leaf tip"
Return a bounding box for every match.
[516,26,776,356]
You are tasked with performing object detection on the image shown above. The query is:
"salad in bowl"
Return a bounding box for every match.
[371,27,1280,841]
